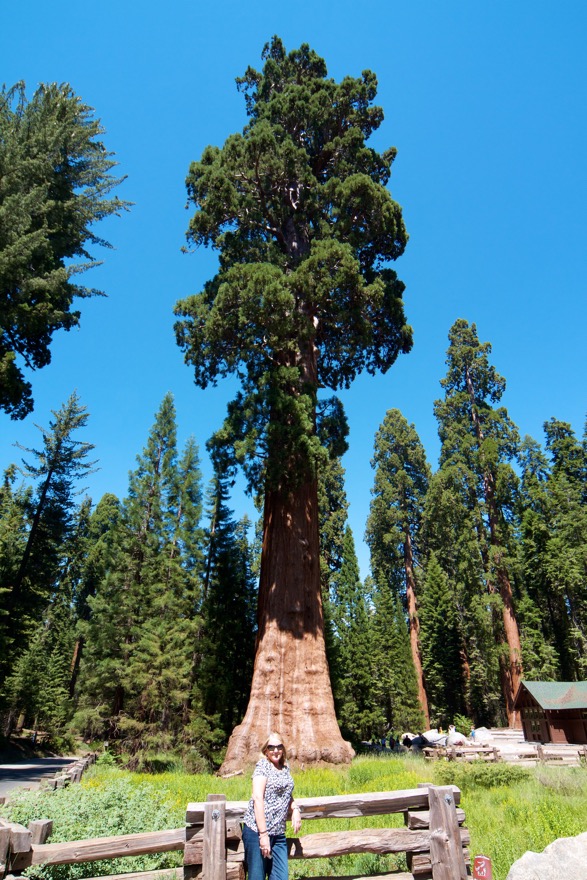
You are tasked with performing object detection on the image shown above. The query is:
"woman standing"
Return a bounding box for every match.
[242,732,302,880]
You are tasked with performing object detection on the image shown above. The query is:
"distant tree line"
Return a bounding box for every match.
[0,392,257,769]
[1,319,584,764]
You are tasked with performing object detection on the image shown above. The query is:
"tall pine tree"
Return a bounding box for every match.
[75,395,207,762]
[199,477,257,737]
[366,409,430,724]
[331,526,380,741]
[1,392,96,731]
[0,82,129,418]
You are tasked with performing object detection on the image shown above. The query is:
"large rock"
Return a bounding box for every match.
[506,831,587,879]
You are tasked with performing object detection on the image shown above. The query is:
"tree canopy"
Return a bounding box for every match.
[174,37,413,768]
[175,36,411,491]
[0,82,129,418]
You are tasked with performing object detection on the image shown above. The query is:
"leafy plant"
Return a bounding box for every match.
[433,759,531,792]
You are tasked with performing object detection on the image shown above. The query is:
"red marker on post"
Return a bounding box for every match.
[473,855,493,879]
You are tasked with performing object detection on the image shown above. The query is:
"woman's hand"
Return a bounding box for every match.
[259,831,271,857]
[291,805,302,834]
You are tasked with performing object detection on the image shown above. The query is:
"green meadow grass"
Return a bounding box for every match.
[4,755,587,880]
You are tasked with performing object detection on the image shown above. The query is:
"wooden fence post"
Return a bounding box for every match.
[428,785,468,880]
[202,794,226,880]
[0,826,11,880]
[0,819,32,875]
[28,820,53,845]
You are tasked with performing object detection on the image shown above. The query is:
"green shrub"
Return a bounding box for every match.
[121,751,185,774]
[432,760,531,792]
[182,747,214,775]
[4,770,183,880]
[95,750,117,767]
[452,714,474,735]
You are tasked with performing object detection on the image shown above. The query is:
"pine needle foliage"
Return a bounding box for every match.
[0,82,130,418]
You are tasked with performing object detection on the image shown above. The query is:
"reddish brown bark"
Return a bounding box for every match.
[403,528,430,726]
[69,636,83,698]
[492,546,523,727]
[459,647,472,715]
[220,479,354,771]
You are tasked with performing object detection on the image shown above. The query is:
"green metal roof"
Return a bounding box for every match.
[517,680,587,710]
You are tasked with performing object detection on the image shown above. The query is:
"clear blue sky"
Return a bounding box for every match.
[2,1,586,576]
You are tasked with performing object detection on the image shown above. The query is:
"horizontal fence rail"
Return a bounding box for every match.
[422,742,587,765]
[186,787,461,825]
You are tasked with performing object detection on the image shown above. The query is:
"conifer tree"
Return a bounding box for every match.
[75,395,207,760]
[422,465,502,724]
[175,37,411,768]
[434,320,522,725]
[516,436,564,679]
[199,477,257,736]
[3,575,77,737]
[331,526,379,740]
[366,409,430,724]
[370,581,425,733]
[541,420,587,676]
[12,391,96,600]
[317,400,350,697]
[1,392,96,727]
[0,467,30,684]
[418,551,464,723]
[0,82,129,418]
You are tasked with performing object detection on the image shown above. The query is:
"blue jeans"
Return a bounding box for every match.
[242,823,288,880]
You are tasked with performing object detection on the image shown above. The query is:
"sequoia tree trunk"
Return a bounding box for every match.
[403,528,430,727]
[220,478,354,771]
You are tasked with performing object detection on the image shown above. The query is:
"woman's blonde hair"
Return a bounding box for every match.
[259,731,287,766]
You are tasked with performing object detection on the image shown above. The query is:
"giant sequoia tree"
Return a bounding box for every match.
[175,37,411,768]
[434,320,522,725]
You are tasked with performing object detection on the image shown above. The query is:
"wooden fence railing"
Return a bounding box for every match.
[1,784,469,880]
[422,742,587,766]
[0,754,97,810]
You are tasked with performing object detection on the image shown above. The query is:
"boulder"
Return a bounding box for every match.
[506,831,587,880]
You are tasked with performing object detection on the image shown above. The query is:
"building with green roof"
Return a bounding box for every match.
[513,681,587,744]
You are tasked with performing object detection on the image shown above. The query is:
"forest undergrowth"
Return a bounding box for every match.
[3,754,587,880]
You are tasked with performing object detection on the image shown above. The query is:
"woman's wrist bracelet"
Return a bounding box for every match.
[259,830,268,836]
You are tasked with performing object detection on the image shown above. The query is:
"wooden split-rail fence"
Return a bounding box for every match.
[0,754,97,810]
[422,742,587,766]
[0,784,470,880]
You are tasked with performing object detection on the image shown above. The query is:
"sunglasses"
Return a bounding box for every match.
[266,744,283,751]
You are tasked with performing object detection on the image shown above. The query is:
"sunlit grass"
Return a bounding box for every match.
[5,755,587,880]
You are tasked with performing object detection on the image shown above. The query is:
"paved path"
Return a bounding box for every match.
[0,756,77,798]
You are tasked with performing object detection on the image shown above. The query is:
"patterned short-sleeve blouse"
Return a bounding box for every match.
[243,757,294,835]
